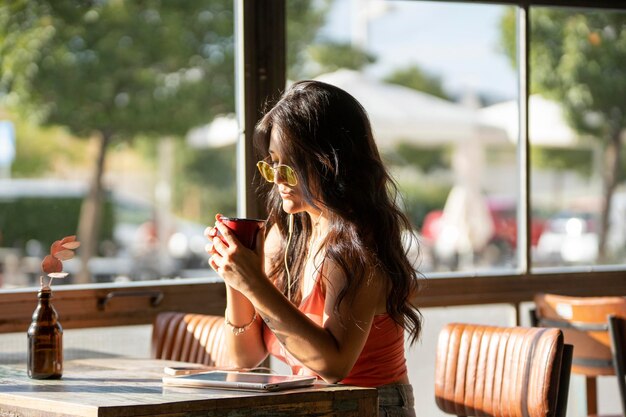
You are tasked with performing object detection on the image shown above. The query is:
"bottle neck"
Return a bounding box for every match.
[38,288,53,303]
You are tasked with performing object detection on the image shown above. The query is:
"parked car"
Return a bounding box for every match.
[535,211,599,265]
[421,197,546,269]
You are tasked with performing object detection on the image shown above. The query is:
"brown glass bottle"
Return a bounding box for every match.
[27,286,63,379]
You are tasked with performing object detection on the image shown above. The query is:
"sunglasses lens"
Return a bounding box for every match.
[256,161,298,186]
[257,161,275,183]
[279,166,297,186]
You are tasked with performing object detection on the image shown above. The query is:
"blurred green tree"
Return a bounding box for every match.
[531,146,593,177]
[1,0,235,282]
[392,143,449,174]
[500,8,626,261]
[286,0,330,80]
[10,116,88,177]
[179,144,237,223]
[384,65,451,100]
[304,41,376,77]
[286,0,377,80]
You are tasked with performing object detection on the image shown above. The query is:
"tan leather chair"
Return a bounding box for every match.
[435,322,572,417]
[151,311,231,367]
[531,294,626,417]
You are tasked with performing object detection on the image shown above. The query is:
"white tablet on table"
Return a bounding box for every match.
[162,371,317,392]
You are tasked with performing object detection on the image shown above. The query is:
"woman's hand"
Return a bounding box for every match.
[203,214,234,257]
[205,215,267,295]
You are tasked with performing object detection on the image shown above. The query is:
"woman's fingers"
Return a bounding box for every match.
[208,255,219,271]
[215,221,236,247]
[204,221,221,259]
[204,226,217,239]
[206,214,263,294]
[212,235,228,255]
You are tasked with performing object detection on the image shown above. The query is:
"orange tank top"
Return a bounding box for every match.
[262,278,408,387]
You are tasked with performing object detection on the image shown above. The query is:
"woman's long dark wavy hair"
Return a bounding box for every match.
[253,80,422,344]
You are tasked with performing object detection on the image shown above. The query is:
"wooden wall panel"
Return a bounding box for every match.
[0,281,226,333]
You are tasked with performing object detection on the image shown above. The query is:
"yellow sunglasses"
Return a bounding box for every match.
[256,160,298,187]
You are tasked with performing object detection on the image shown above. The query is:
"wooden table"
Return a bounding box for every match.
[0,358,378,416]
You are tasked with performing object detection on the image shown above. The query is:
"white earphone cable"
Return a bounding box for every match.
[285,214,294,300]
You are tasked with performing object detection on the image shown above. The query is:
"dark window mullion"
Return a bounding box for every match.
[239,0,286,219]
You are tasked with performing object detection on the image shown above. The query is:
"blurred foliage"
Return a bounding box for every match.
[305,41,376,76]
[0,1,236,138]
[391,143,449,174]
[397,181,450,230]
[531,10,626,140]
[531,146,593,177]
[182,145,235,189]
[10,112,89,177]
[176,143,237,224]
[286,1,380,79]
[0,196,113,253]
[500,8,626,144]
[499,6,517,69]
[384,65,451,100]
[286,0,332,80]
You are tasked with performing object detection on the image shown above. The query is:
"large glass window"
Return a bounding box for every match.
[0,2,235,290]
[287,0,519,275]
[287,0,626,279]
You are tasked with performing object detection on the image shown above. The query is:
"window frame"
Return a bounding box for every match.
[0,0,624,334]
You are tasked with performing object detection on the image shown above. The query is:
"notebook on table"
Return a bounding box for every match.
[162,370,317,392]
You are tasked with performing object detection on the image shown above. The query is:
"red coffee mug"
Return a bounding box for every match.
[219,217,265,249]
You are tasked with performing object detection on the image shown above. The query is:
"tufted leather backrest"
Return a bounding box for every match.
[435,323,571,417]
[151,312,231,367]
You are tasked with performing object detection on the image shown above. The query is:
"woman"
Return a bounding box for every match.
[206,80,422,416]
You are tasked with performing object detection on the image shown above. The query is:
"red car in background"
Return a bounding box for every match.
[421,197,546,268]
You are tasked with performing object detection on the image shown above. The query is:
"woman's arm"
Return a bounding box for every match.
[206,220,271,368]
[246,260,384,383]
[211,221,386,383]
[223,286,267,368]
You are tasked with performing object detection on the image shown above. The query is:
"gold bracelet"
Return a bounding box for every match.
[224,310,257,336]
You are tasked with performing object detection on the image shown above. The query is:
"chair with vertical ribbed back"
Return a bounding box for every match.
[531,293,626,417]
[435,322,572,417]
[151,311,231,367]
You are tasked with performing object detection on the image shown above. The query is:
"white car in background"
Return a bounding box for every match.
[536,211,598,264]
[536,191,626,266]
